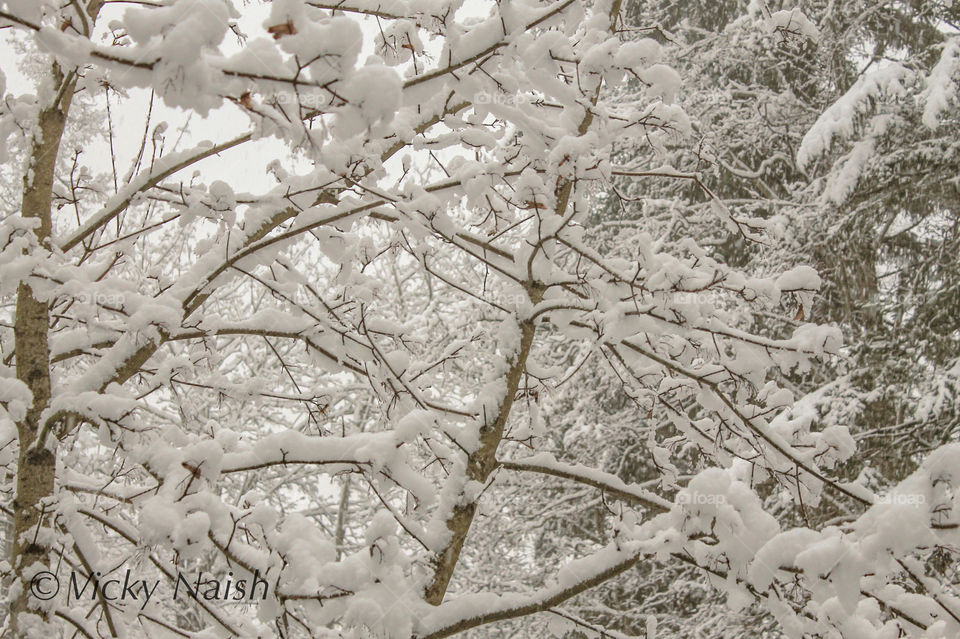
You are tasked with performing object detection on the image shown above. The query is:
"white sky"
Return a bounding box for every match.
[3,3,310,198]
[1,0,498,208]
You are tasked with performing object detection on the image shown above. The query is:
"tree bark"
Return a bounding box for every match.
[9,63,77,638]
[423,311,539,604]
[422,0,621,604]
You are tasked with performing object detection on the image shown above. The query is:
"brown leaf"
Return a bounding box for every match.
[522,200,547,210]
[181,461,202,478]
[267,20,297,39]
[313,190,339,206]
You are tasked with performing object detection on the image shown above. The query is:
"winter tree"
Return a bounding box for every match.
[0,1,958,638]
[525,1,960,636]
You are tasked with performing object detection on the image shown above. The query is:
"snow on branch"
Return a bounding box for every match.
[1,0,958,637]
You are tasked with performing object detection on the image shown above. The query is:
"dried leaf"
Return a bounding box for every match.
[267,21,297,39]
[313,190,339,206]
[522,200,548,210]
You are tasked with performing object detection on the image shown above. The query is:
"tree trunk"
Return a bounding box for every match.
[423,313,539,604]
[8,64,76,639]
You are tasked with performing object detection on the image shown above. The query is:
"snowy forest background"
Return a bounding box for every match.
[0,0,958,637]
